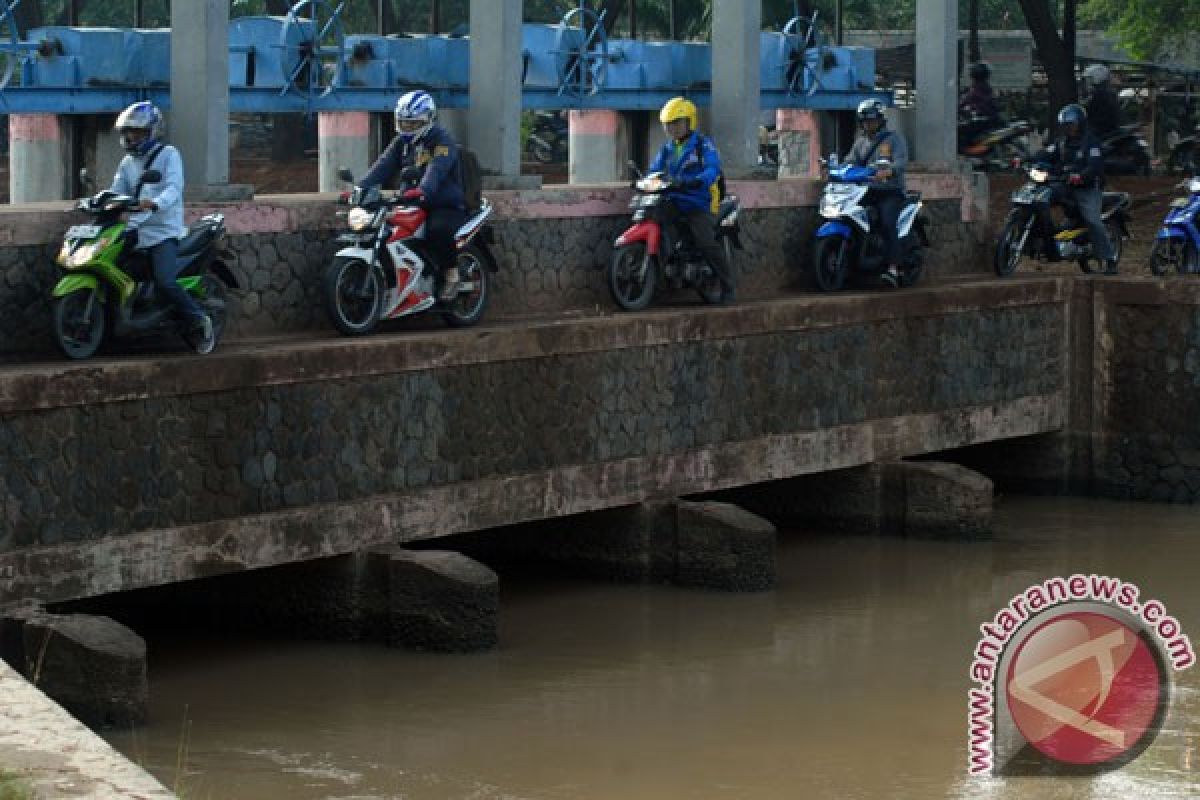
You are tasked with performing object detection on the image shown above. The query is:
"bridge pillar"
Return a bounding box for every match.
[775,109,823,178]
[915,0,959,166]
[318,112,372,192]
[169,0,250,201]
[711,0,762,177]
[568,110,634,183]
[468,0,522,181]
[9,115,73,203]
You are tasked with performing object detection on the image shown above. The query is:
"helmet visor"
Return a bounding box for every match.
[397,118,426,133]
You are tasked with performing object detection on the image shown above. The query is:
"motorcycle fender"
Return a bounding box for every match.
[816,220,853,240]
[615,221,661,256]
[52,273,105,300]
[211,260,240,289]
[1156,227,1186,241]
[335,245,376,263]
[472,239,501,273]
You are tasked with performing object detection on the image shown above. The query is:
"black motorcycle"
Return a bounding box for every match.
[1168,125,1200,176]
[958,113,1034,172]
[1098,124,1152,176]
[994,163,1132,277]
[526,111,568,164]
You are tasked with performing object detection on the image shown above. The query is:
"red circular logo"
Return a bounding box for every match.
[1005,611,1166,767]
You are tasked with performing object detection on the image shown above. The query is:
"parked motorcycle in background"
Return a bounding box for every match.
[812,157,928,291]
[957,112,1034,172]
[994,162,1132,277]
[607,164,742,311]
[324,167,498,335]
[525,111,568,164]
[1167,124,1200,176]
[1098,124,1152,176]
[1150,173,1200,275]
[51,169,236,360]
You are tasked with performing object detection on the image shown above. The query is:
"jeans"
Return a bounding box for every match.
[865,188,905,267]
[1051,185,1115,262]
[147,238,206,322]
[425,207,470,275]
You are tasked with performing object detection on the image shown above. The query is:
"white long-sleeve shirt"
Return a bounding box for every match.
[109,144,186,247]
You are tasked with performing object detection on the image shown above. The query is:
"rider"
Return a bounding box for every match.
[359,90,467,303]
[1038,103,1118,274]
[110,101,214,354]
[1083,64,1121,140]
[958,62,1003,148]
[648,96,736,304]
[844,98,909,288]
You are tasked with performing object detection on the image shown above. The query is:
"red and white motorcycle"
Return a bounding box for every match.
[324,167,497,335]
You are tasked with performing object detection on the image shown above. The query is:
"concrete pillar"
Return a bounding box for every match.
[91,124,125,191]
[373,548,499,652]
[674,501,776,591]
[318,112,371,191]
[467,0,522,179]
[568,110,633,183]
[711,0,761,176]
[438,108,470,147]
[9,115,70,203]
[914,0,958,166]
[169,0,250,200]
[892,461,994,539]
[775,109,822,178]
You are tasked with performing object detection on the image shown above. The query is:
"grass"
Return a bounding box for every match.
[0,770,35,800]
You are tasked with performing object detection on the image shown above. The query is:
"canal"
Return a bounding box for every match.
[103,496,1200,799]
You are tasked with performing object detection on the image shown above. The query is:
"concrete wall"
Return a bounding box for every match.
[0,173,988,356]
[0,280,1065,607]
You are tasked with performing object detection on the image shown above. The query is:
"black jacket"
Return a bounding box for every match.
[1086,87,1122,138]
[1038,130,1106,188]
[360,125,466,211]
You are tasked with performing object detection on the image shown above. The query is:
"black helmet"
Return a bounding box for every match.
[1057,103,1087,129]
[856,99,886,128]
[968,62,991,82]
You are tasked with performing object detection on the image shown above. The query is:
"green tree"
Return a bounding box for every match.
[1080,0,1200,61]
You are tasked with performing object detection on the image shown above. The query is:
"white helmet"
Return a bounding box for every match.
[1083,64,1110,85]
[394,90,436,144]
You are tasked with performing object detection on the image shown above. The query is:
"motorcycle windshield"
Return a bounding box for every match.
[828,165,874,183]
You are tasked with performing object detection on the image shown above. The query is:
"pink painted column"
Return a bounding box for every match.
[318,112,372,192]
[775,109,823,179]
[568,110,631,184]
[9,115,70,203]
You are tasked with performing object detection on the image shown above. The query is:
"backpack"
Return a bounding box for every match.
[458,146,484,212]
[693,137,726,214]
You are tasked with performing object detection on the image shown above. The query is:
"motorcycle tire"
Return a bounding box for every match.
[813,237,849,292]
[52,288,106,360]
[443,243,491,328]
[1078,221,1123,275]
[1150,239,1175,276]
[696,238,735,304]
[994,213,1025,277]
[608,242,658,311]
[324,256,383,336]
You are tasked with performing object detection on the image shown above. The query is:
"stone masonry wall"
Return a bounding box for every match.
[0,174,987,356]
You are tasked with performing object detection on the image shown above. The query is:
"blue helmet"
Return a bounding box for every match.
[394,91,436,145]
[115,101,162,156]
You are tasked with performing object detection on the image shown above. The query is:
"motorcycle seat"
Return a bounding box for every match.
[178,219,220,258]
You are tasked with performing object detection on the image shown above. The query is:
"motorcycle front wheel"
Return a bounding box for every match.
[813,236,849,292]
[608,242,658,311]
[324,256,383,336]
[994,212,1027,277]
[52,288,106,360]
[443,244,490,328]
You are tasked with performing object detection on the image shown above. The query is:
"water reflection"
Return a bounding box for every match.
[105,497,1199,799]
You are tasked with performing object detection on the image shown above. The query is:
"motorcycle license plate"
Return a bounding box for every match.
[65,224,102,239]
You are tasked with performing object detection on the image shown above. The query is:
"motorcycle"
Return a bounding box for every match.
[1167,125,1199,176]
[958,113,1035,172]
[993,163,1132,277]
[324,167,498,335]
[812,159,928,291]
[1098,124,1152,176]
[608,166,742,311]
[1150,173,1200,275]
[525,111,568,164]
[50,170,236,360]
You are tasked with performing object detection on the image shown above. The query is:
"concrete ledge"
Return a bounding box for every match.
[0,393,1064,608]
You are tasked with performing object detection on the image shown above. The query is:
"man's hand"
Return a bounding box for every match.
[137,198,157,211]
[401,188,425,204]
[1067,173,1085,187]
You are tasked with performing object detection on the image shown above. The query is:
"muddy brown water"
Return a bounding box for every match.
[102,496,1199,799]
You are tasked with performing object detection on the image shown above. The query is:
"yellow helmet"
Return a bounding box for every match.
[659,96,697,131]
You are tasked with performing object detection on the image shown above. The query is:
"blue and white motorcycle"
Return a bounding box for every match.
[1150,174,1200,275]
[812,161,928,291]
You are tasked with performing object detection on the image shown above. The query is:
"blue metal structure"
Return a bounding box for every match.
[0,2,890,115]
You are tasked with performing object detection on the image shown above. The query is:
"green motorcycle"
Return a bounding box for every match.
[51,173,238,359]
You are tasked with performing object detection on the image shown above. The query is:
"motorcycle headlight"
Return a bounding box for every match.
[347,207,373,232]
[64,239,107,268]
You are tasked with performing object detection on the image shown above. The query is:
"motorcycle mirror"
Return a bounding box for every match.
[337,167,354,183]
[141,169,162,184]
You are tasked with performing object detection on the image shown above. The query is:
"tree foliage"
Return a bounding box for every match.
[1080,0,1200,61]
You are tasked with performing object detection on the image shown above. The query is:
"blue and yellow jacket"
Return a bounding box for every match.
[649,131,722,214]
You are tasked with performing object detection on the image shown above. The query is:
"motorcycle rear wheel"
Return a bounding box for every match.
[181,275,229,351]
[813,236,849,292]
[324,256,382,336]
[696,238,734,304]
[52,288,106,360]
[443,244,490,328]
[608,242,657,311]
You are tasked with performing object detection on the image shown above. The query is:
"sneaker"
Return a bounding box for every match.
[192,314,215,355]
[438,268,460,303]
[880,266,901,288]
